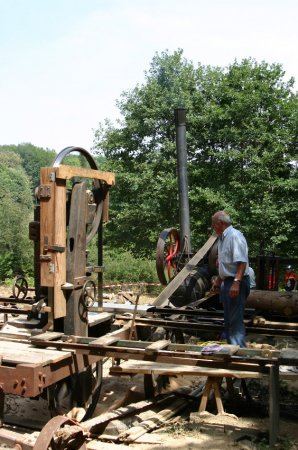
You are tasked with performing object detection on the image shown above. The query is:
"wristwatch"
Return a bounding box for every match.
[234,278,241,282]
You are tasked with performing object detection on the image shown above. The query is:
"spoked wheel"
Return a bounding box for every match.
[47,362,102,421]
[12,275,28,300]
[81,280,96,309]
[156,228,180,285]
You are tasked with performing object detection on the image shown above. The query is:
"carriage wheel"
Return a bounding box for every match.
[47,362,102,421]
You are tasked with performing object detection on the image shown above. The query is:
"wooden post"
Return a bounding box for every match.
[269,364,279,446]
[64,182,88,336]
[39,168,66,319]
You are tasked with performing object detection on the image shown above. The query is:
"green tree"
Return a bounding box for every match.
[0,151,34,278]
[189,59,298,256]
[94,50,200,255]
[0,143,56,190]
[94,51,298,259]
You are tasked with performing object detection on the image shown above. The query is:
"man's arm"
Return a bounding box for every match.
[229,262,247,298]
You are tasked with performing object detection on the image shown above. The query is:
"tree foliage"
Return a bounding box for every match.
[0,151,34,278]
[0,143,56,190]
[94,50,298,259]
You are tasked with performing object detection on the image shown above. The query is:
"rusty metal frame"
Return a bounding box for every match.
[0,352,103,398]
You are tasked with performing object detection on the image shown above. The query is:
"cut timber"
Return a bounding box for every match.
[0,340,71,365]
[88,312,113,327]
[30,331,64,341]
[55,165,115,186]
[144,340,170,354]
[118,396,190,443]
[109,360,263,379]
[92,322,132,346]
[153,234,218,307]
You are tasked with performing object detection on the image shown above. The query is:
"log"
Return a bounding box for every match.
[247,290,298,316]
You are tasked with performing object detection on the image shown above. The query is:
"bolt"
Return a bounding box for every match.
[21,378,26,386]
[13,380,18,388]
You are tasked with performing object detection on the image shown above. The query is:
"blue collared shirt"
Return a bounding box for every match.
[218,225,249,279]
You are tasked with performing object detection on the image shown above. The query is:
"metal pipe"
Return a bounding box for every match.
[174,108,191,254]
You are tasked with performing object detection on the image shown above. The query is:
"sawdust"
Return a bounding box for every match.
[88,357,298,450]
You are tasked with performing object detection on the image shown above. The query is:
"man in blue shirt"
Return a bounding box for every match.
[210,210,250,348]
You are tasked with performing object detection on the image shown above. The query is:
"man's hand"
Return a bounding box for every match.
[229,281,240,298]
[210,276,222,293]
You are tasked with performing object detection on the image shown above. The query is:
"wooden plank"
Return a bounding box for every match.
[153,234,218,306]
[20,304,51,313]
[144,340,170,354]
[55,165,115,186]
[92,322,132,347]
[0,341,71,365]
[88,312,113,327]
[109,360,263,379]
[30,331,64,342]
[92,335,120,347]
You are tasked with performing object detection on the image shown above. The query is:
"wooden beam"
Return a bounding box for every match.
[109,360,263,379]
[39,168,67,318]
[153,234,218,307]
[54,165,115,186]
[144,340,171,354]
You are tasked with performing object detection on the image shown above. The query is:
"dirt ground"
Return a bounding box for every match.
[88,355,298,450]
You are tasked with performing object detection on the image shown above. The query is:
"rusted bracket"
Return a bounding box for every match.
[43,244,65,253]
[36,184,52,199]
[40,255,52,262]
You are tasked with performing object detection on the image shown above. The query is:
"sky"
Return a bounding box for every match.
[0,0,297,152]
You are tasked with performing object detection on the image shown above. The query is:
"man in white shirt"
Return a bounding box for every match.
[248,266,256,290]
[210,210,250,348]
